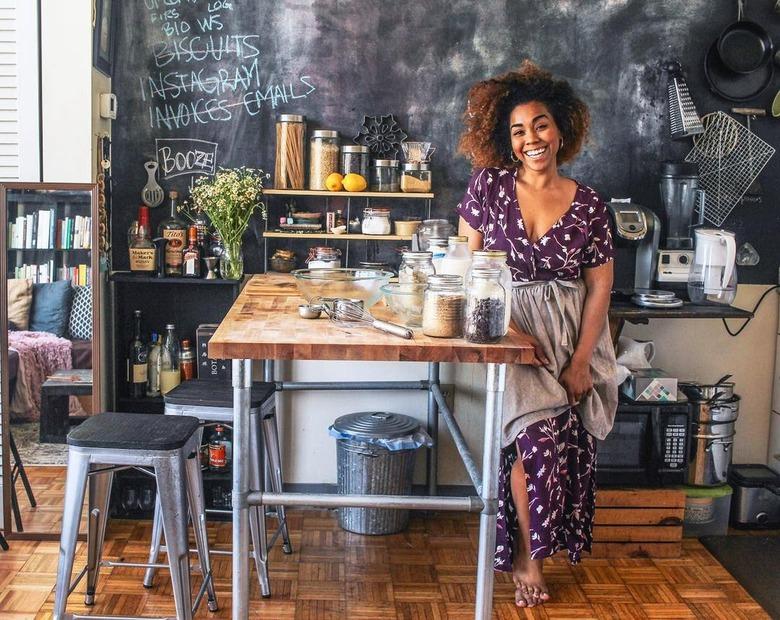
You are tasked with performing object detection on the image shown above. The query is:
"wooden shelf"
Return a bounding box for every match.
[263,231,412,241]
[264,189,434,199]
[610,300,753,322]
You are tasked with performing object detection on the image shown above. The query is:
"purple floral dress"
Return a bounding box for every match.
[456,167,614,570]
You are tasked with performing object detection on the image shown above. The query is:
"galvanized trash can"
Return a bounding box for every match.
[331,412,429,535]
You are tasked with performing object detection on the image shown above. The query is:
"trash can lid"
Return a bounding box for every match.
[332,412,420,440]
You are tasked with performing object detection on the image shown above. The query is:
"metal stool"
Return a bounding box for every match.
[53,412,218,620]
[143,380,291,598]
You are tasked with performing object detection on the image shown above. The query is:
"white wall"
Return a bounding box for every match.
[278,284,778,485]
[40,0,91,182]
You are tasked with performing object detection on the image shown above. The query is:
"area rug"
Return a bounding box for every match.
[10,422,68,465]
[700,535,780,619]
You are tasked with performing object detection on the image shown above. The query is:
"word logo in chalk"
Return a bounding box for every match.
[156,138,219,179]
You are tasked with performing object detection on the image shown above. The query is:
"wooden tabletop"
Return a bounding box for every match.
[208,274,536,364]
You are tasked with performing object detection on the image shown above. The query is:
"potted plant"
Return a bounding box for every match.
[190,167,266,280]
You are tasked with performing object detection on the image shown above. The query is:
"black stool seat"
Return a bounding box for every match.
[164,380,275,409]
[67,412,201,450]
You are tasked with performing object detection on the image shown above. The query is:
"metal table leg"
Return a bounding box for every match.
[426,362,439,496]
[474,363,506,619]
[233,359,252,620]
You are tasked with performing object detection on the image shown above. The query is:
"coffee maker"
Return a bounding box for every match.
[657,162,705,284]
[607,201,660,292]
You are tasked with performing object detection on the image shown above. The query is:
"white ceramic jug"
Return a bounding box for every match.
[688,228,737,305]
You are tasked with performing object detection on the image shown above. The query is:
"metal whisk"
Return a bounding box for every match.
[329,299,413,339]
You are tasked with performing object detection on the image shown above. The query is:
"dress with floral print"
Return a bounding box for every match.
[456,167,614,282]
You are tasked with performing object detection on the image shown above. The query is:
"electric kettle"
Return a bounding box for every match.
[688,229,737,305]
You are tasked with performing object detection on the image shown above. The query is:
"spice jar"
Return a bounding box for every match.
[274,114,306,189]
[401,162,432,193]
[341,145,370,178]
[422,274,465,338]
[309,130,339,190]
[464,268,507,343]
[467,250,513,332]
[306,246,341,269]
[370,159,400,192]
[399,251,435,284]
[361,207,392,235]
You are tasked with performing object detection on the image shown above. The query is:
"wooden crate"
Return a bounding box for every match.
[593,488,685,558]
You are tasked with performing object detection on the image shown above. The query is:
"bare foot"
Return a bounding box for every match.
[512,555,550,608]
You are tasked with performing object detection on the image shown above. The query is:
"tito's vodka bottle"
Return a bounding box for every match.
[128,310,147,398]
[158,191,186,276]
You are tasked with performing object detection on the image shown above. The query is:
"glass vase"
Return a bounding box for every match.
[219,241,244,280]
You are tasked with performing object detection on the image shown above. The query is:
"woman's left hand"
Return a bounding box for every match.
[558,357,593,406]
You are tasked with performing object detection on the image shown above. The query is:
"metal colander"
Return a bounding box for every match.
[685,111,775,226]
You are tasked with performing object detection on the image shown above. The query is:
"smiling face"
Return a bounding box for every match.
[509,101,563,172]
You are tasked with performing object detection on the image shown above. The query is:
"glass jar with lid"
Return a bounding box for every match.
[399,251,435,284]
[438,236,472,280]
[370,159,400,192]
[401,162,432,193]
[361,207,392,235]
[422,274,465,338]
[341,145,370,178]
[306,246,341,269]
[464,268,507,343]
[466,250,513,332]
[428,237,449,273]
[274,114,306,189]
[309,130,339,190]
[416,219,454,251]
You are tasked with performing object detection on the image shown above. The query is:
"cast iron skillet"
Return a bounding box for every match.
[705,40,774,102]
[717,19,774,74]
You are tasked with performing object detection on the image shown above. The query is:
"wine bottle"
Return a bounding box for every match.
[128,310,147,398]
[160,323,181,395]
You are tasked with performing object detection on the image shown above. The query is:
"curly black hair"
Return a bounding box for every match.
[459,60,590,169]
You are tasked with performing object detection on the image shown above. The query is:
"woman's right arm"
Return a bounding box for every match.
[458,216,483,251]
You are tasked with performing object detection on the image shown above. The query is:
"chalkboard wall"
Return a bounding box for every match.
[112,0,780,285]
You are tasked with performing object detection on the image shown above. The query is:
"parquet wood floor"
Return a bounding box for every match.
[1,469,773,618]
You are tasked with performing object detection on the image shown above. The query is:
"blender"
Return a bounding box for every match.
[657,162,705,285]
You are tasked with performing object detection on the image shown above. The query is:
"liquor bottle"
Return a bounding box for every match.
[180,338,196,381]
[182,225,202,278]
[209,425,231,471]
[193,206,210,254]
[146,332,161,397]
[128,310,147,398]
[158,191,186,276]
[160,323,181,395]
[129,206,156,274]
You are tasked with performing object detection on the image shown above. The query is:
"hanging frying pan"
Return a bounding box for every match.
[704,40,774,102]
[717,18,773,74]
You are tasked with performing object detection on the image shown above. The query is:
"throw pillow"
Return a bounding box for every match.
[29,280,75,337]
[7,278,32,330]
[68,285,92,340]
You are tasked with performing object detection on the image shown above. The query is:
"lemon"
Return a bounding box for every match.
[325,173,343,191]
[772,91,780,118]
[342,173,367,192]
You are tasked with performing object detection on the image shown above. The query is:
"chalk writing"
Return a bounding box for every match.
[152,34,260,67]
[156,138,218,179]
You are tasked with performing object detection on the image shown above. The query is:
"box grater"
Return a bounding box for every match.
[665,61,704,140]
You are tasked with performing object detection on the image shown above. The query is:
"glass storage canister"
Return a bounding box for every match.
[401,162,432,193]
[422,274,465,338]
[428,237,449,273]
[467,250,513,332]
[464,268,507,343]
[307,246,341,269]
[399,251,435,284]
[370,159,400,192]
[416,218,454,251]
[438,236,472,280]
[309,130,340,190]
[361,207,392,235]
[341,145,370,179]
[274,114,306,189]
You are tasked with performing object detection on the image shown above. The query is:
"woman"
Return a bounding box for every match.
[456,61,618,608]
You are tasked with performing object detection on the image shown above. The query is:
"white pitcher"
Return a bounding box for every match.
[688,228,737,305]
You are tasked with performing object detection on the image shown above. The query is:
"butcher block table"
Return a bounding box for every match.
[209,274,534,619]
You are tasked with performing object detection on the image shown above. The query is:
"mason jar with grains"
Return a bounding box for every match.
[422,274,465,338]
[309,130,339,190]
[400,162,432,193]
[399,251,435,284]
[464,268,507,344]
